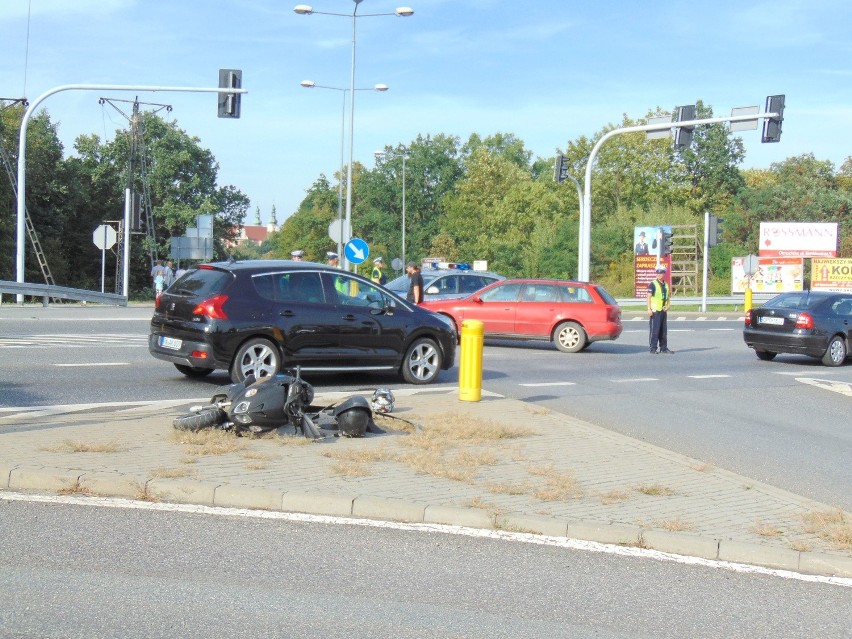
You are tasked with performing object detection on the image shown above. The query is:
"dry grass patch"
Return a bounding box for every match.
[245,462,269,471]
[790,540,812,553]
[57,480,95,496]
[657,518,694,532]
[179,457,198,465]
[150,467,197,480]
[599,489,631,505]
[330,461,373,477]
[751,520,784,538]
[418,413,533,443]
[801,509,852,550]
[269,432,314,446]
[241,452,276,461]
[134,482,160,502]
[395,450,475,482]
[322,448,394,463]
[523,405,550,416]
[170,429,248,456]
[636,483,676,497]
[691,462,714,473]
[44,439,127,454]
[486,481,534,496]
[527,465,582,502]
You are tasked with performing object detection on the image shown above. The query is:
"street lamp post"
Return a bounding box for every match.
[295,2,413,269]
[374,147,408,267]
[300,81,388,261]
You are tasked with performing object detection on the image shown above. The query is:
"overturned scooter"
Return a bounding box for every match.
[172,367,378,440]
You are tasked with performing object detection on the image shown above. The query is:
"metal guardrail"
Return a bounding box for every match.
[0,280,128,306]
[615,295,774,308]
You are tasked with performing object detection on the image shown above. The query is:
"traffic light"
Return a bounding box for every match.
[218,69,242,118]
[673,104,696,150]
[553,153,566,184]
[663,231,674,256]
[708,215,724,247]
[761,94,785,143]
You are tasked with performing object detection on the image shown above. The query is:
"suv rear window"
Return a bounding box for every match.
[170,267,232,297]
[592,285,618,306]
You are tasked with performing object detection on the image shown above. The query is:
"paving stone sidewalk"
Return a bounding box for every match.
[1,388,850,578]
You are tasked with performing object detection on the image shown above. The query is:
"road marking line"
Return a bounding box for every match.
[708,328,736,331]
[688,375,731,379]
[773,370,846,376]
[54,363,129,367]
[796,377,852,397]
[519,382,576,387]
[2,492,848,589]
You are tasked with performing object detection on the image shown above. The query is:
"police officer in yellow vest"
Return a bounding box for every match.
[371,257,387,285]
[647,266,674,354]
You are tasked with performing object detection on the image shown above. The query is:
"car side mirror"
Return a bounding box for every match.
[472,295,482,304]
[374,297,396,315]
[426,285,439,295]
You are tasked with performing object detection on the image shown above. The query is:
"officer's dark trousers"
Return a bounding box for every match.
[649,310,668,352]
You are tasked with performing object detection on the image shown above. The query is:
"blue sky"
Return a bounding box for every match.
[2,0,850,225]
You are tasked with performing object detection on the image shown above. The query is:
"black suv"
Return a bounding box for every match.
[149,260,457,384]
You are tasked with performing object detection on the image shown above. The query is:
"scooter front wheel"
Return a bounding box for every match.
[173,408,226,432]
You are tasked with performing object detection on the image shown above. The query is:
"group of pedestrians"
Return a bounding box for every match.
[150,259,177,300]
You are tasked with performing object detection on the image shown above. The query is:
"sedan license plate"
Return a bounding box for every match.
[158,336,182,350]
[758,316,784,326]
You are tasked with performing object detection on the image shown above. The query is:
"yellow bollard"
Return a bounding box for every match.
[459,319,484,402]
[744,286,753,313]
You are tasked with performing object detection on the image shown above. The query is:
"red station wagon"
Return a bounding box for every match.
[421,279,623,352]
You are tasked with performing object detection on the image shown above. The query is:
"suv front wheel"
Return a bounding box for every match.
[401,337,442,384]
[232,337,280,383]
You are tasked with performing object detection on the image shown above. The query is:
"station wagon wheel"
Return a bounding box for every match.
[231,338,280,383]
[174,364,214,378]
[822,336,847,367]
[755,350,776,361]
[554,321,586,353]
[402,337,442,384]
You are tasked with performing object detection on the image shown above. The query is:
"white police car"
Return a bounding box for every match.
[385,262,505,301]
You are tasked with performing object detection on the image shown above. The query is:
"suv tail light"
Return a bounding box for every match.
[193,294,229,320]
[744,310,752,326]
[795,312,814,329]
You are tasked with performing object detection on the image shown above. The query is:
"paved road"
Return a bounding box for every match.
[1,305,850,509]
[1,497,849,639]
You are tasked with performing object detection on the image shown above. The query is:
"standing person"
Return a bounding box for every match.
[371,257,387,285]
[634,231,649,255]
[647,266,673,354]
[326,251,340,267]
[163,260,175,288]
[406,261,423,305]
[151,259,167,299]
[290,250,304,261]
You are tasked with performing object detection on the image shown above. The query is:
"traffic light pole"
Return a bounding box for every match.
[14,82,247,303]
[578,109,780,282]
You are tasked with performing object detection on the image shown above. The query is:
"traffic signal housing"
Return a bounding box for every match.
[553,153,565,184]
[761,94,785,143]
[663,231,674,256]
[708,215,724,247]
[673,104,696,150]
[218,69,242,118]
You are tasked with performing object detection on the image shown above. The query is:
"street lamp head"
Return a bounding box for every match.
[396,7,414,16]
[374,84,389,92]
[294,5,313,15]
[300,80,316,88]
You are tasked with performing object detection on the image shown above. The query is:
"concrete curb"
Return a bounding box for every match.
[2,466,851,578]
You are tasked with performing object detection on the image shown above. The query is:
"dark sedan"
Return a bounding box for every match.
[149,260,457,384]
[743,291,852,366]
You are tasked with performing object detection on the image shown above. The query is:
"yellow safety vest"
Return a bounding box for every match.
[649,280,668,311]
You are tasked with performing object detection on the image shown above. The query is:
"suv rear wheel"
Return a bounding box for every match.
[232,337,280,383]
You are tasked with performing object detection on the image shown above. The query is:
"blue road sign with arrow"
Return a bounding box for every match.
[344,237,370,265]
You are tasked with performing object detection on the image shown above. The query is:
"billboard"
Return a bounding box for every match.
[758,222,838,257]
[731,256,803,293]
[633,225,672,297]
[812,258,852,292]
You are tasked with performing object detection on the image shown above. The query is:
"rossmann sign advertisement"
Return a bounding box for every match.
[812,258,852,292]
[758,222,838,257]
